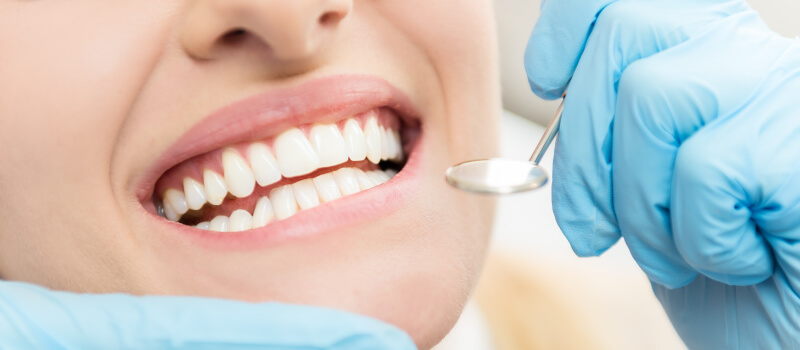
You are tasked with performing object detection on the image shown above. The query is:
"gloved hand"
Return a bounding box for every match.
[525,0,800,347]
[0,281,415,349]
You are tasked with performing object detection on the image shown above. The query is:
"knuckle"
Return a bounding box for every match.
[594,1,660,36]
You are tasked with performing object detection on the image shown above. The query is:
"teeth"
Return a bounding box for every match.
[333,167,361,195]
[223,149,256,198]
[354,168,377,190]
[274,128,320,178]
[228,209,253,232]
[310,124,349,168]
[248,143,282,187]
[313,173,342,202]
[163,189,189,219]
[380,126,391,161]
[389,130,402,161]
[369,170,391,184]
[203,170,228,206]
[343,118,367,162]
[292,179,320,210]
[209,215,229,232]
[183,177,207,211]
[364,116,382,164]
[252,196,274,229]
[196,221,210,230]
[270,185,298,220]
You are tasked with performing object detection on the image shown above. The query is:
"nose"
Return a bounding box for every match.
[181,0,352,62]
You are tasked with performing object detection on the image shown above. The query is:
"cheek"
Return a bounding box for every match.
[0,1,177,287]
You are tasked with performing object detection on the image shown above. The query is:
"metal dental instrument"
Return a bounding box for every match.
[445,94,565,194]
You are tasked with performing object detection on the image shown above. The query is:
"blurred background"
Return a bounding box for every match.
[437,1,800,349]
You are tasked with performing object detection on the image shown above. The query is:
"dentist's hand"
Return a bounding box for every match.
[0,281,415,349]
[526,0,800,347]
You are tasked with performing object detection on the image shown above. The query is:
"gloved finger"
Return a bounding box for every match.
[671,38,800,286]
[0,281,415,349]
[524,0,617,99]
[611,10,786,288]
[551,0,737,258]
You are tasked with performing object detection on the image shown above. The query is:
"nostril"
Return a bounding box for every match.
[319,11,344,27]
[221,28,248,45]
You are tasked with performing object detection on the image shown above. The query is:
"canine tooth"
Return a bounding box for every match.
[183,177,207,210]
[275,128,320,178]
[364,117,382,164]
[380,126,391,161]
[209,215,229,232]
[203,170,228,206]
[164,189,189,217]
[313,173,342,202]
[388,129,402,161]
[248,143,281,187]
[252,197,274,228]
[292,179,320,210]
[228,209,253,232]
[163,201,180,222]
[354,168,376,190]
[310,124,348,168]
[343,118,367,161]
[333,168,361,195]
[223,149,256,198]
[270,185,298,220]
[196,221,210,230]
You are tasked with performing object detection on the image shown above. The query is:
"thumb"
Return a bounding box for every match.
[524,0,616,100]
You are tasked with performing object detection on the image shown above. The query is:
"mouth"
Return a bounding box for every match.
[136,75,422,244]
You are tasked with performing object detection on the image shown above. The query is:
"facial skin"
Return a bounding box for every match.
[0,1,500,348]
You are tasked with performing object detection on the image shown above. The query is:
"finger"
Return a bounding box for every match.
[552,0,734,257]
[524,0,616,99]
[671,39,800,286]
[0,282,415,349]
[614,11,791,287]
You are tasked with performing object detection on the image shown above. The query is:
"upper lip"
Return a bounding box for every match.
[133,74,422,203]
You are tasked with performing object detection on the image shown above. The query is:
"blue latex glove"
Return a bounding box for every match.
[0,281,415,349]
[526,0,800,347]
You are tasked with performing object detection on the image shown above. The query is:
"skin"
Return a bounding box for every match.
[0,0,500,348]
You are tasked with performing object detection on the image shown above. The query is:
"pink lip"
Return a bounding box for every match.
[133,74,424,250]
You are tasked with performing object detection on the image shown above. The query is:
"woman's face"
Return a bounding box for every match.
[0,0,499,347]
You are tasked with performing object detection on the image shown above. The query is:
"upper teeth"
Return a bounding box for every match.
[159,114,404,227]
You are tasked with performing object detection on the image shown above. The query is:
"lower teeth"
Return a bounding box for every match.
[175,167,398,233]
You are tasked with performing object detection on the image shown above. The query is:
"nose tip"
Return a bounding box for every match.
[182,0,352,62]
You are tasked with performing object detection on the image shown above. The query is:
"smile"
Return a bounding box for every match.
[136,75,422,244]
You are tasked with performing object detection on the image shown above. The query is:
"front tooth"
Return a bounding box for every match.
[270,185,298,220]
[292,179,320,210]
[228,209,253,232]
[310,124,348,168]
[223,149,256,198]
[209,215,229,232]
[183,177,207,210]
[164,189,189,217]
[332,168,361,195]
[196,221,210,230]
[248,143,282,187]
[354,168,377,190]
[274,128,320,178]
[380,126,391,161]
[313,173,342,202]
[252,196,274,229]
[343,118,367,162]
[364,117,382,164]
[203,169,228,206]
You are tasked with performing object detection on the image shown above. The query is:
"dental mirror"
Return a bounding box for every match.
[445,95,565,194]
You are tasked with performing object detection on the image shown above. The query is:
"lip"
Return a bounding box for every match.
[133,74,424,250]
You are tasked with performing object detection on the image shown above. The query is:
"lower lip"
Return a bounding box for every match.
[143,138,425,251]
